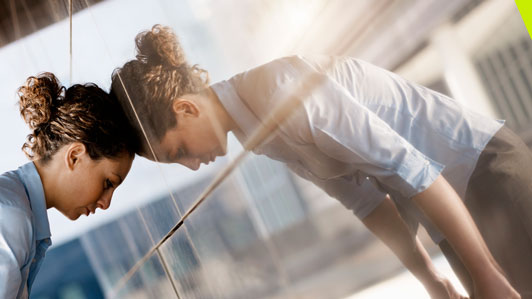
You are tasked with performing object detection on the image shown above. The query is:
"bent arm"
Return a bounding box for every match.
[362,195,466,299]
[412,175,519,299]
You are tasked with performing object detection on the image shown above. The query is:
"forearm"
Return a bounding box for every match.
[362,196,444,285]
[412,175,519,298]
[412,175,494,277]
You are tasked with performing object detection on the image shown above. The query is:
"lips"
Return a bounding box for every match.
[84,208,90,216]
[201,154,215,165]
[209,152,218,162]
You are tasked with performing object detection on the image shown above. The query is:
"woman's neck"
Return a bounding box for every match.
[33,159,60,209]
[205,87,238,133]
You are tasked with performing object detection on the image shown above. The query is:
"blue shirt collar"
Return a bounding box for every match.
[17,162,51,241]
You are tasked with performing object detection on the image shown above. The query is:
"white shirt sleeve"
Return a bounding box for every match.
[0,206,32,299]
[302,72,444,199]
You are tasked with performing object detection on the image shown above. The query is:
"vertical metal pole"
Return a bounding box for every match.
[69,0,73,83]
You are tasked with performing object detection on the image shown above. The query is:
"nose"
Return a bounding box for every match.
[97,191,113,210]
[219,147,227,156]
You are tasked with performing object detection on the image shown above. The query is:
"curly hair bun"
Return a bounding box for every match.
[17,72,140,161]
[18,72,63,131]
[135,24,187,68]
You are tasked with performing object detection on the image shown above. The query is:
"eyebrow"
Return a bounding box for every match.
[113,172,123,185]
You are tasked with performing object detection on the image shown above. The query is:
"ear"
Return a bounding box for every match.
[172,98,200,118]
[64,142,87,170]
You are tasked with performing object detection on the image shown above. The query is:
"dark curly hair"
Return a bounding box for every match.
[110,24,209,153]
[18,72,140,162]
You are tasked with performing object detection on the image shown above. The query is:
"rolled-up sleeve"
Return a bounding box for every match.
[0,206,32,299]
[305,73,444,198]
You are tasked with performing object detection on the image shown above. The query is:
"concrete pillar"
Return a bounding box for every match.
[431,23,498,118]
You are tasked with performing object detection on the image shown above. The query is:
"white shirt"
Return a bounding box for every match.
[0,162,51,299]
[211,55,503,242]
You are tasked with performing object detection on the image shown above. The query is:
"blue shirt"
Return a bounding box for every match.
[211,55,503,242]
[0,162,51,299]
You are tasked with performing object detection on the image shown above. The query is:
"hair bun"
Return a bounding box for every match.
[135,24,187,68]
[18,72,63,130]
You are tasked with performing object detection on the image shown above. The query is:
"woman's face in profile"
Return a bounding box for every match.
[55,149,133,220]
[147,109,228,170]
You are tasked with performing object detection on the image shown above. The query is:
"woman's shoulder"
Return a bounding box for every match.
[0,167,32,216]
[227,55,327,99]
[0,171,35,270]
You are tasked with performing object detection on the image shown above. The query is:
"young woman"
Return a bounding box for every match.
[0,73,139,298]
[111,25,530,298]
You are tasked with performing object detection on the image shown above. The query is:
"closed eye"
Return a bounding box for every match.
[176,147,186,160]
[104,178,114,190]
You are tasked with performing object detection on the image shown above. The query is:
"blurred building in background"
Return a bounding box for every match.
[0,0,529,298]
[30,239,104,299]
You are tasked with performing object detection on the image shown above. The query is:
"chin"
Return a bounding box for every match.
[67,212,81,221]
